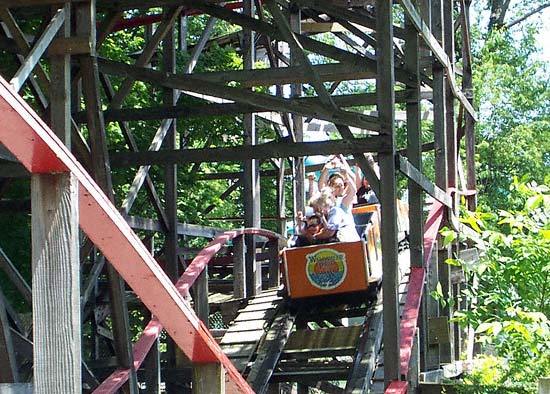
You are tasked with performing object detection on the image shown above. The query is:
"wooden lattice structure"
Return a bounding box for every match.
[0,0,476,393]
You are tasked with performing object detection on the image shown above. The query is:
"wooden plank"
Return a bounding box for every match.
[193,363,225,394]
[247,312,295,393]
[345,296,383,393]
[285,326,362,352]
[377,0,400,386]
[110,137,390,168]
[31,173,80,393]
[125,215,224,237]
[98,58,381,131]
[220,330,266,344]
[398,155,451,208]
[0,77,256,394]
[399,0,476,120]
[9,7,65,92]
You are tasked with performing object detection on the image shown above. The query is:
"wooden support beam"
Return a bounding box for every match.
[192,363,225,394]
[125,215,225,237]
[118,16,216,216]
[0,75,255,394]
[233,235,246,299]
[398,155,451,207]
[399,0,476,120]
[98,58,381,131]
[0,8,51,97]
[0,288,18,383]
[110,137,389,168]
[377,0,400,387]
[75,2,138,392]
[404,8,425,271]
[32,173,80,393]
[9,7,65,92]
[0,247,32,305]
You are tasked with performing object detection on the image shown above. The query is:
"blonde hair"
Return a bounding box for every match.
[309,187,335,211]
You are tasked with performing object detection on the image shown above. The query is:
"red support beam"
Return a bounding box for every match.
[0,76,256,394]
[95,228,283,393]
[382,200,444,392]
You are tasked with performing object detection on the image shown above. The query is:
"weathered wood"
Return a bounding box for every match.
[233,235,246,299]
[431,0,448,192]
[460,0,477,211]
[247,313,296,394]
[421,242,440,370]
[9,7,65,92]
[76,3,138,392]
[125,215,224,237]
[267,239,280,288]
[192,363,225,394]
[31,173,80,393]
[0,20,48,108]
[377,0,400,387]
[110,137,390,168]
[398,156,452,207]
[49,3,71,145]
[98,58,381,131]
[398,0,476,119]
[404,10,424,274]
[194,268,209,325]
[345,295,383,393]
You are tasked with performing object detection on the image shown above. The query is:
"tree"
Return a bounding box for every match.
[453,179,550,392]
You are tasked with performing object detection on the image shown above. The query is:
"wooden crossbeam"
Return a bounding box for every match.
[9,7,65,92]
[0,75,254,393]
[109,137,389,168]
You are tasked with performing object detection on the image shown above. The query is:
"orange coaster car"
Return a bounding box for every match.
[282,241,370,299]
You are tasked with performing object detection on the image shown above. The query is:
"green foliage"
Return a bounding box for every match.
[473,27,550,210]
[452,180,550,391]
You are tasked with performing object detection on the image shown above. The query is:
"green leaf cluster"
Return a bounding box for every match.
[453,179,550,391]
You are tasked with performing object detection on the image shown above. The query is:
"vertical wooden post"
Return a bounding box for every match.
[276,158,287,236]
[404,6,424,269]
[461,0,477,211]
[233,235,246,299]
[444,0,456,196]
[377,0,400,385]
[75,2,138,391]
[438,242,453,363]
[49,3,70,144]
[195,268,210,325]
[290,6,305,216]
[162,11,180,394]
[267,239,280,288]
[192,363,225,394]
[421,242,440,370]
[242,0,261,298]
[432,0,448,191]
[32,173,80,393]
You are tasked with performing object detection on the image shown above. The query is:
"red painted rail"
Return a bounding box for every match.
[94,228,284,393]
[384,200,445,393]
[0,76,262,393]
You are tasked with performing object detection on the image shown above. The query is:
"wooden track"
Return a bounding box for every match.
[216,248,411,394]
[220,289,284,373]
